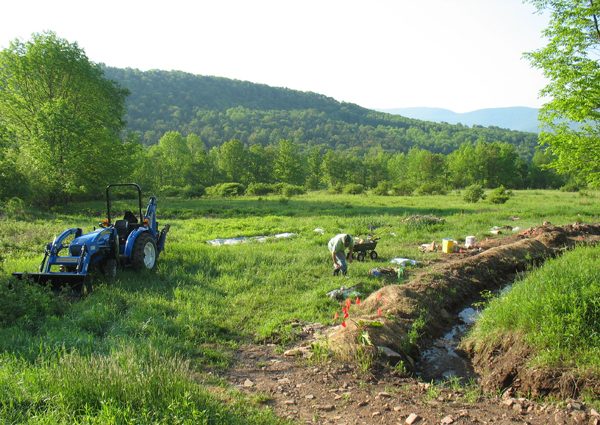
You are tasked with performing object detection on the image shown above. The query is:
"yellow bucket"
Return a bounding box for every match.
[442,238,455,253]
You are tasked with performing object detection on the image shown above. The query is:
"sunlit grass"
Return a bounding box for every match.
[0,190,598,421]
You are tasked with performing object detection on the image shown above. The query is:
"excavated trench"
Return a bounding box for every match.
[323,223,600,397]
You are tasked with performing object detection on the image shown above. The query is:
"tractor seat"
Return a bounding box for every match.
[114,219,129,242]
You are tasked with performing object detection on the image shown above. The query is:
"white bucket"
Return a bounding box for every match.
[465,236,476,248]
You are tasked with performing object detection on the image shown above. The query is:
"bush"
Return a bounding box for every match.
[372,181,391,196]
[280,184,305,197]
[560,181,581,192]
[181,185,205,198]
[390,182,414,196]
[488,185,512,204]
[415,182,447,195]
[343,183,365,195]
[327,184,343,194]
[463,184,486,203]
[159,186,182,197]
[205,183,245,197]
[1,197,27,218]
[246,183,278,196]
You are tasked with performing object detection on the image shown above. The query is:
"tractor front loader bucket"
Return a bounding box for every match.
[12,272,88,290]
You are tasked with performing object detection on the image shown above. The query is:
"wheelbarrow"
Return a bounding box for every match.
[351,238,379,261]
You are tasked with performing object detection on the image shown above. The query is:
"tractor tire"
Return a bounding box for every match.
[102,258,118,279]
[357,252,366,262]
[370,251,378,260]
[132,232,157,270]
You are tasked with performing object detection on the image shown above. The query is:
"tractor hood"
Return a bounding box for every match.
[69,228,112,255]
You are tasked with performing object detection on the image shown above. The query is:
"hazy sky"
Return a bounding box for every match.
[0,0,549,112]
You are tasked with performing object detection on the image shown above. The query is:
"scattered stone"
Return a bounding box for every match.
[372,411,381,417]
[440,415,454,424]
[393,406,402,412]
[315,404,335,411]
[357,400,369,407]
[570,411,587,424]
[277,377,291,384]
[501,398,515,407]
[377,345,404,361]
[405,413,421,424]
[377,391,392,398]
[283,399,295,405]
[501,388,514,399]
[567,401,584,411]
[305,394,315,400]
[243,379,254,387]
[554,412,567,425]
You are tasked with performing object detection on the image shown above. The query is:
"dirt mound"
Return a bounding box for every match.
[323,223,600,396]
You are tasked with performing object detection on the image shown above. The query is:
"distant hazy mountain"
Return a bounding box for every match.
[381,107,541,133]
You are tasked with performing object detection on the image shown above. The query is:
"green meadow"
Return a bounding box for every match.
[0,190,598,423]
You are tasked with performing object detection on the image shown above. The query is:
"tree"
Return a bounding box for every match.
[526,0,600,186]
[0,32,130,203]
[273,139,305,185]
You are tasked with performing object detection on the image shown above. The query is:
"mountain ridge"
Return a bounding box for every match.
[380,106,541,133]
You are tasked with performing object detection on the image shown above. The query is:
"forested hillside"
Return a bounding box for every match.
[104,67,539,158]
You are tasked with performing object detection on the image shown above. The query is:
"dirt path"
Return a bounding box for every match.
[225,344,596,424]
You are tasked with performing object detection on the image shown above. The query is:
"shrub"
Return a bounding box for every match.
[343,183,365,195]
[488,185,512,204]
[463,184,486,203]
[246,183,278,196]
[327,184,343,194]
[372,181,391,196]
[415,182,447,195]
[390,182,414,196]
[205,183,245,197]
[2,197,27,218]
[181,185,205,198]
[159,186,182,197]
[281,184,305,197]
[560,181,581,192]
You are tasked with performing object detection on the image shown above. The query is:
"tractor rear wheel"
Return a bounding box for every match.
[132,233,157,270]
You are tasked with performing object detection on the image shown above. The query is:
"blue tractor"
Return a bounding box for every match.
[13,183,170,291]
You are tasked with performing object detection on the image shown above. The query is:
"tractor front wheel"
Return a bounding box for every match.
[132,233,157,270]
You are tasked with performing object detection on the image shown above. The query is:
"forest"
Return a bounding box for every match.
[0,33,574,206]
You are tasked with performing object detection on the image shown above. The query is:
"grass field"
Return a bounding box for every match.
[0,190,598,423]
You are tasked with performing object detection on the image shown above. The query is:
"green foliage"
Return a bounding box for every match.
[280,184,305,197]
[0,32,130,204]
[525,0,600,186]
[488,186,512,204]
[463,184,486,203]
[372,181,391,196]
[343,183,365,194]
[467,245,600,372]
[415,182,447,195]
[246,183,279,196]
[0,278,66,331]
[206,182,245,197]
[103,67,540,159]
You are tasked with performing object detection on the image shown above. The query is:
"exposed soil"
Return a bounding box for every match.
[223,223,600,424]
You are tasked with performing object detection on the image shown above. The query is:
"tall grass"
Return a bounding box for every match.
[467,245,600,372]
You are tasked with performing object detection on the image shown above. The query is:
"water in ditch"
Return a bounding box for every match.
[416,285,513,382]
[415,306,479,381]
